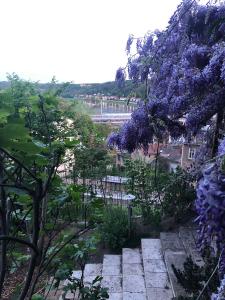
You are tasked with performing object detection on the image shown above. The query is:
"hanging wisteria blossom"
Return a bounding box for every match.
[112,1,225,152]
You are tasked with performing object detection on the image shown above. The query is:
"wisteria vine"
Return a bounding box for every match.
[108,0,225,293]
[109,1,225,152]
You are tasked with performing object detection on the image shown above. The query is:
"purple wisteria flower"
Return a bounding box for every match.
[126,35,134,54]
[218,138,225,156]
[111,2,225,152]
[107,132,121,149]
[195,159,225,276]
[211,274,225,300]
[115,67,125,87]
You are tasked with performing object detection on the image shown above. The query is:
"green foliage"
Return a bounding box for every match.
[99,206,129,250]
[31,295,45,300]
[16,79,144,98]
[125,158,169,201]
[172,253,219,299]
[125,159,195,225]
[87,198,105,225]
[125,159,169,225]
[62,276,109,300]
[52,235,99,285]
[8,251,30,274]
[162,167,196,221]
[51,236,105,299]
[0,74,117,299]
[0,74,109,299]
[141,205,161,227]
[73,236,99,269]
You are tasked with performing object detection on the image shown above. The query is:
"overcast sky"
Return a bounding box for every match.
[0,0,182,84]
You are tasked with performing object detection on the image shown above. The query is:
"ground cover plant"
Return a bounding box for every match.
[99,206,129,251]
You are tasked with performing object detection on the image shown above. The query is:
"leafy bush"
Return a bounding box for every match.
[141,205,161,226]
[125,159,195,225]
[172,253,219,300]
[63,275,109,300]
[87,198,105,225]
[162,167,196,221]
[99,207,129,250]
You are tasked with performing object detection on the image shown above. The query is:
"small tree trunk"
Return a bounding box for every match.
[19,183,42,299]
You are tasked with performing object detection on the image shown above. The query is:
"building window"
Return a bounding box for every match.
[188,148,196,160]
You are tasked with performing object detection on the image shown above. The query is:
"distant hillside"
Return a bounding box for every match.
[0,80,145,98]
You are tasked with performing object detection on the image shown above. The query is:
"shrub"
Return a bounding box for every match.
[162,167,195,221]
[99,206,129,250]
[141,205,161,226]
[172,252,219,299]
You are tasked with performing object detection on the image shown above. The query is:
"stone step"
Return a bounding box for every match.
[141,239,173,300]
[45,277,64,300]
[164,250,187,298]
[179,226,204,266]
[160,232,184,252]
[142,239,163,260]
[63,264,103,299]
[102,255,122,299]
[57,231,202,299]
[160,232,188,298]
[122,248,146,299]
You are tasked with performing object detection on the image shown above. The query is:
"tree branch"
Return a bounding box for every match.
[0,183,33,195]
[39,227,91,277]
[0,147,40,182]
[0,235,39,255]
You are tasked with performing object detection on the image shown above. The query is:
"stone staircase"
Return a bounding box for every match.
[54,226,202,300]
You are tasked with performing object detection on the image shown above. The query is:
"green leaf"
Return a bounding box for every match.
[11,141,41,154]
[0,118,30,149]
[31,295,45,300]
[18,194,32,204]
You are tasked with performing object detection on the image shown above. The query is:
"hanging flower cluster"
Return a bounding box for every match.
[108,100,185,152]
[195,138,225,277]
[211,274,225,300]
[111,1,225,152]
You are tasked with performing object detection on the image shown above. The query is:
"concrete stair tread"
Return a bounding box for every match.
[103,263,121,276]
[123,292,147,300]
[58,232,197,299]
[108,293,123,299]
[164,249,187,298]
[144,272,170,289]
[63,263,103,299]
[141,239,173,299]
[160,232,184,252]
[84,263,102,276]
[143,259,166,273]
[123,263,144,275]
[123,248,142,264]
[102,275,122,293]
[123,275,146,293]
[102,253,122,298]
[103,254,122,265]
[179,227,204,266]
[142,239,162,260]
[146,287,173,300]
